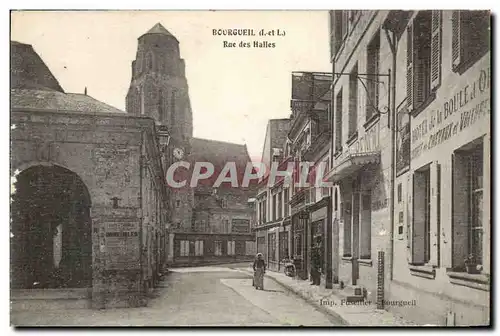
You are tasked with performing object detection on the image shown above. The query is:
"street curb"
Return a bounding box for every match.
[238,269,349,326]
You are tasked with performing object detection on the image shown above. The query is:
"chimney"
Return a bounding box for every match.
[84,87,87,95]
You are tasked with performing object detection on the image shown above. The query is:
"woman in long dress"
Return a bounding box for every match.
[253,253,266,290]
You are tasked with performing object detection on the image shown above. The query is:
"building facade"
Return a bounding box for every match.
[325,10,490,325]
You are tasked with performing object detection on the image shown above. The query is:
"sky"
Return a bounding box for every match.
[10,11,332,160]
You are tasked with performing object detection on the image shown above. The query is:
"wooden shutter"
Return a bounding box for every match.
[429,161,441,266]
[406,24,414,112]
[451,153,469,268]
[431,11,442,91]
[412,171,426,264]
[451,11,462,69]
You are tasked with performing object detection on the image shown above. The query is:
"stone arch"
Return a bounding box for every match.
[11,162,93,289]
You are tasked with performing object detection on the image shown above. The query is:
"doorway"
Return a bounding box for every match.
[11,165,92,289]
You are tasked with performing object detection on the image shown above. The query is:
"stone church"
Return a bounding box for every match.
[125,23,256,265]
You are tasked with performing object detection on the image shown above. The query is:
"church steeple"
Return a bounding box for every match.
[125,23,192,143]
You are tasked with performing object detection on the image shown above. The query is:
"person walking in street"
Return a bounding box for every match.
[310,237,322,286]
[253,253,266,290]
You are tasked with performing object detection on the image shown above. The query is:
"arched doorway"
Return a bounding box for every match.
[11,165,92,289]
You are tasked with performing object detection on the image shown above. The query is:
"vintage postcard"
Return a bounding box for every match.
[9,10,491,327]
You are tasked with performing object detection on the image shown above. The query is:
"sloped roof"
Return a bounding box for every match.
[140,23,178,42]
[188,137,256,191]
[11,89,125,114]
[11,41,64,92]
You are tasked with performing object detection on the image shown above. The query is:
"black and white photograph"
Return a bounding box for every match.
[8,9,491,327]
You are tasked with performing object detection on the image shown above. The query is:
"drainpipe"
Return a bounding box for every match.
[384,26,397,281]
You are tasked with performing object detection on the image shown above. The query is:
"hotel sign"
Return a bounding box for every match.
[411,66,490,160]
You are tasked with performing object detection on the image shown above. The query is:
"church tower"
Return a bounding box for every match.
[126,23,193,152]
[126,23,194,231]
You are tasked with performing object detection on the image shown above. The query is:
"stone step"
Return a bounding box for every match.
[11,298,92,311]
[10,288,92,312]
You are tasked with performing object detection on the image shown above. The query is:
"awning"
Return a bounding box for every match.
[325,151,381,183]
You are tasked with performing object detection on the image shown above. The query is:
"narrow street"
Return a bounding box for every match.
[11,264,340,326]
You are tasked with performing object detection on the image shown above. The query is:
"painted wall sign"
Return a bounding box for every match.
[411,67,490,160]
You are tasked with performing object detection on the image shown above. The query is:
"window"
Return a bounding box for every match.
[195,240,204,256]
[411,161,441,266]
[272,194,277,221]
[223,219,229,233]
[360,192,372,259]
[407,11,441,114]
[214,241,222,256]
[235,240,245,255]
[279,231,289,260]
[263,197,267,222]
[366,31,380,121]
[227,241,236,256]
[330,11,349,59]
[180,240,190,257]
[245,241,256,256]
[220,198,228,208]
[175,200,180,208]
[453,140,484,270]
[335,89,343,152]
[348,64,358,138]
[268,233,277,262]
[412,166,431,265]
[232,219,250,233]
[277,191,283,220]
[284,188,290,217]
[452,10,490,74]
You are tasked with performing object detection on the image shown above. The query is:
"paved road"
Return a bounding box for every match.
[11,265,338,326]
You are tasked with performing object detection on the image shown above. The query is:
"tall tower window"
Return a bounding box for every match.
[145,52,154,71]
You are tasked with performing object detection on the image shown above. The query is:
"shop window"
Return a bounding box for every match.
[335,89,343,153]
[195,240,204,256]
[360,193,372,259]
[452,10,490,74]
[452,139,484,270]
[214,241,222,256]
[348,64,358,139]
[227,241,236,256]
[366,30,380,121]
[268,233,277,262]
[180,240,190,257]
[279,231,289,260]
[407,11,441,115]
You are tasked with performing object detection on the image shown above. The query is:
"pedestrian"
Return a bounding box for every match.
[253,253,266,290]
[310,237,322,286]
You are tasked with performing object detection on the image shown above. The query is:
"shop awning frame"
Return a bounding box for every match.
[325,151,381,183]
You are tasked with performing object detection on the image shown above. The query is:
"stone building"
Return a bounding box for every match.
[325,10,490,325]
[125,23,255,265]
[10,41,168,309]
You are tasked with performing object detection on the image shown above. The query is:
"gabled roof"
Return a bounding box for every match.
[11,40,64,92]
[11,89,125,114]
[140,23,178,42]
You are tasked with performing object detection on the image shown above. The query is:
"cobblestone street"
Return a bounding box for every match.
[11,265,340,326]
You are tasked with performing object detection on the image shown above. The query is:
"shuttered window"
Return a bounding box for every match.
[452,10,490,74]
[410,162,440,265]
[406,11,436,114]
[348,64,358,138]
[180,240,190,257]
[335,89,343,152]
[195,240,204,256]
